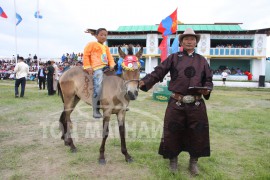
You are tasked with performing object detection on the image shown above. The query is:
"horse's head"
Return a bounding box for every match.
[118,45,143,100]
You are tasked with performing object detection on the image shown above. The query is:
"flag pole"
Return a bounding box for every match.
[176,7,178,35]
[37,0,40,67]
[176,7,179,52]
[176,9,178,37]
[14,0,17,64]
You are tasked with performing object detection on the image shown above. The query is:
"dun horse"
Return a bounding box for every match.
[58,46,143,164]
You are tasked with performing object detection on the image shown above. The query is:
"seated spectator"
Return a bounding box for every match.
[231,67,236,75]
[225,67,231,74]
[9,73,15,80]
[29,74,36,81]
[236,68,242,75]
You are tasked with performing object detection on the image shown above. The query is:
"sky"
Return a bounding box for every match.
[1,0,270,59]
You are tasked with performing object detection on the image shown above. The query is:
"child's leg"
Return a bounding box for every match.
[92,69,104,118]
[93,69,103,98]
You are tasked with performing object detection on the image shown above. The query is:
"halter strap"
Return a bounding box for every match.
[122,79,140,93]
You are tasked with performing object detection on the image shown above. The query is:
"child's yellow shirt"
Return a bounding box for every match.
[83,42,115,70]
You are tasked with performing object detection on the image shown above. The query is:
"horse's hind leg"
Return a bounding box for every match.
[64,110,77,152]
[59,111,66,141]
[60,110,76,151]
[99,116,110,165]
[117,112,132,163]
[59,95,80,152]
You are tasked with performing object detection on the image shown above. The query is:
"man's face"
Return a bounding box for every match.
[181,35,197,52]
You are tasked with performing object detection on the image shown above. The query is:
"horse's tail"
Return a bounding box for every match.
[57,82,64,103]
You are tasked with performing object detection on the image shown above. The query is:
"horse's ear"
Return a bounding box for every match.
[118,46,126,59]
[135,46,143,59]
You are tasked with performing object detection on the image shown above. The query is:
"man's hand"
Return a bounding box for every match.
[85,67,93,75]
[198,89,211,95]
[139,80,145,88]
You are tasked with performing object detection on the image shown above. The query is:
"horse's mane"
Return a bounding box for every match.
[127,44,134,55]
[104,70,116,76]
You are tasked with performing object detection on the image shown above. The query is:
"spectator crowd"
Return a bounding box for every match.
[215,44,252,48]
[0,53,83,83]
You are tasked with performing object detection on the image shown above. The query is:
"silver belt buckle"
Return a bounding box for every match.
[182,95,195,103]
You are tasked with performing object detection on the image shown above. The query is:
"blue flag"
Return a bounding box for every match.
[34,11,43,19]
[171,36,179,53]
[167,36,171,55]
[16,13,22,26]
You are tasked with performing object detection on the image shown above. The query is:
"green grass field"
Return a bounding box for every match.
[0,80,269,180]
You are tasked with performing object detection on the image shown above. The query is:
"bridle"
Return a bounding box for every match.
[120,54,141,94]
[121,70,140,93]
[123,79,140,89]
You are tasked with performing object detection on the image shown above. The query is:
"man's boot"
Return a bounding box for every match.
[169,156,178,173]
[189,157,199,176]
[92,99,102,119]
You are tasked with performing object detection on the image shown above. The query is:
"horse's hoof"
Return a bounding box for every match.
[70,148,77,153]
[126,158,133,163]
[99,159,106,165]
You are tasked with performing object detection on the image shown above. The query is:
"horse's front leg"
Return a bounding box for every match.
[99,116,110,165]
[118,112,132,163]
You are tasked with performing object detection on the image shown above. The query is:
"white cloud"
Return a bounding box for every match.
[1,0,270,58]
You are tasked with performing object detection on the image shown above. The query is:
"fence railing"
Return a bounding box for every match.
[110,47,255,57]
[210,48,254,56]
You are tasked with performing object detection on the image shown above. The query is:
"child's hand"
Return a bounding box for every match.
[109,66,114,71]
[85,67,93,75]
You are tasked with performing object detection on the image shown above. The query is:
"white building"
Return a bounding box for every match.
[86,23,270,81]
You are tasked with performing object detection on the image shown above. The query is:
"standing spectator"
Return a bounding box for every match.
[38,64,46,90]
[71,52,75,61]
[139,28,213,176]
[46,61,54,95]
[221,70,228,85]
[33,54,38,63]
[61,54,66,63]
[62,61,70,72]
[27,54,32,64]
[244,70,252,80]
[14,57,29,98]
[77,53,82,61]
[12,55,16,62]
[52,60,59,94]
